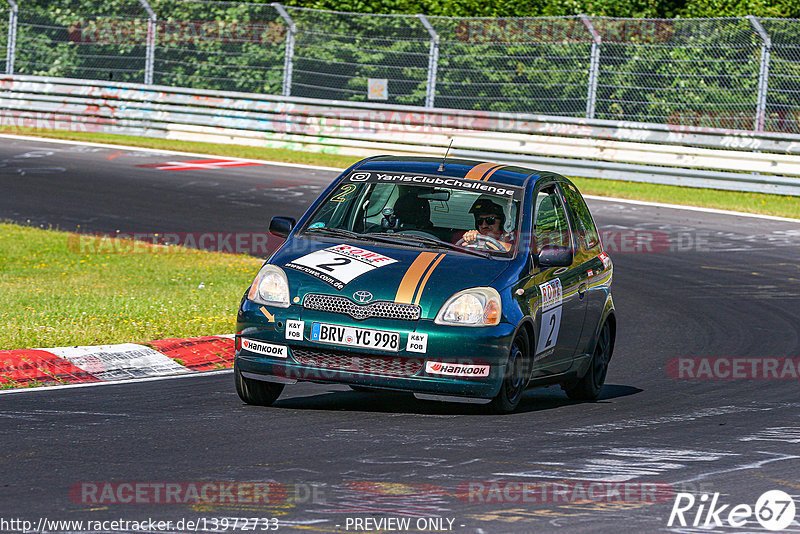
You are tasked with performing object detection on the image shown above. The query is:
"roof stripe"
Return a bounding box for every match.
[482,164,506,181]
[464,162,502,181]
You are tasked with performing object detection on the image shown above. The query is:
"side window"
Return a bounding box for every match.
[534,186,572,254]
[561,182,600,250]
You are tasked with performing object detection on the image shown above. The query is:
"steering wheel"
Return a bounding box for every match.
[456,234,506,252]
[397,229,440,240]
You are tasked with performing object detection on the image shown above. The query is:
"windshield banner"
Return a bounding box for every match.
[347,171,523,199]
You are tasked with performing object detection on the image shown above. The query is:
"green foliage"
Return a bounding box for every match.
[8,0,800,133]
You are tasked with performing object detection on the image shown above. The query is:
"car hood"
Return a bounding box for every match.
[270,237,513,319]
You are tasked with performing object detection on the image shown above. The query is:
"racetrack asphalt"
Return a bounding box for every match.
[1,137,800,533]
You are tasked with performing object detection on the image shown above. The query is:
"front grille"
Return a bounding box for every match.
[292,347,423,377]
[303,293,420,321]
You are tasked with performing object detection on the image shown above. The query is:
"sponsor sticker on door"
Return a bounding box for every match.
[536,279,563,356]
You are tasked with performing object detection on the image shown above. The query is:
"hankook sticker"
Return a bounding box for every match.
[425,361,490,377]
[241,338,288,358]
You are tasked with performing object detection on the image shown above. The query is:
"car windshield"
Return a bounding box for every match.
[300,174,522,256]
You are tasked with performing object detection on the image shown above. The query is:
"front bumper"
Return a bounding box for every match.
[235,301,515,399]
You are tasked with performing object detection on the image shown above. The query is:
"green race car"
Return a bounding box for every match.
[235,157,616,413]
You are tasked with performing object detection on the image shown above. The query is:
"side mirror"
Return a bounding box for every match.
[536,245,573,268]
[269,216,296,239]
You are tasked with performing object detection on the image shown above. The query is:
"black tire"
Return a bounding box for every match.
[563,320,613,401]
[489,328,531,414]
[234,361,284,406]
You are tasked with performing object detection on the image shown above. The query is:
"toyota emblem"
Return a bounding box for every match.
[353,291,373,303]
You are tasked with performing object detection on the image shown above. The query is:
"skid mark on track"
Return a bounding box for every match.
[493,448,736,483]
[740,426,800,444]
[671,451,800,485]
[544,405,774,437]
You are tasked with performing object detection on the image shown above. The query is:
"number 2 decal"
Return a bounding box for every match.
[545,313,556,347]
[331,183,357,202]
[536,307,562,355]
[536,279,563,356]
[316,257,351,272]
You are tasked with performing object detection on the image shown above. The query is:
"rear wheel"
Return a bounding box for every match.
[234,361,284,406]
[563,320,613,401]
[489,329,531,414]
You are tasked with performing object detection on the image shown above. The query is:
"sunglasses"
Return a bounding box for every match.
[475,216,500,225]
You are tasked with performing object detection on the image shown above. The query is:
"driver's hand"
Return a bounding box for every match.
[464,230,478,242]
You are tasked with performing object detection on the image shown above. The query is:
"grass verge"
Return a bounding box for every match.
[0,222,262,350]
[1,127,798,219]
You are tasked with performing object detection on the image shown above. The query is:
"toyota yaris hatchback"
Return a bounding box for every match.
[235,157,616,413]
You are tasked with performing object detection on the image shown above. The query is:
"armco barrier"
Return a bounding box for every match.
[2,75,800,196]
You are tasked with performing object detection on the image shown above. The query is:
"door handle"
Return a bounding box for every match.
[578,283,588,298]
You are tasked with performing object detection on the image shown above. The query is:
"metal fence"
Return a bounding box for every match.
[3,76,800,195]
[3,1,800,134]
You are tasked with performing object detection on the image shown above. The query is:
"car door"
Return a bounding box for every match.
[561,180,608,357]
[529,183,588,374]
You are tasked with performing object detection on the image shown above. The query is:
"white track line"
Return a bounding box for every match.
[0,133,343,171]
[2,133,798,223]
[0,369,233,396]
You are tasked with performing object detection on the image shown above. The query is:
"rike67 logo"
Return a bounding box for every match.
[668,490,796,531]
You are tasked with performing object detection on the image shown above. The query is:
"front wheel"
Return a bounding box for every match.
[563,320,613,401]
[489,329,531,414]
[234,361,284,406]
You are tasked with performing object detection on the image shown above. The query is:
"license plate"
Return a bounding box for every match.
[310,322,400,352]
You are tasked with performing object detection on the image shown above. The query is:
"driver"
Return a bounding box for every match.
[462,198,513,251]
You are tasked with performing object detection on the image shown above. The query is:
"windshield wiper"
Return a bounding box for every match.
[305,227,423,247]
[305,227,364,239]
[382,234,491,258]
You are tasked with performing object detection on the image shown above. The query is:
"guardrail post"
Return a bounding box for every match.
[137,0,156,85]
[417,14,439,109]
[748,15,771,132]
[5,0,18,75]
[579,14,601,120]
[273,3,295,97]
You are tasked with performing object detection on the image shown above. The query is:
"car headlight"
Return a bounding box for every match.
[247,264,290,308]
[434,287,502,327]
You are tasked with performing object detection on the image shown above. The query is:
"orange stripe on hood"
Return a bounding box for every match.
[395,252,439,304]
[413,254,445,306]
